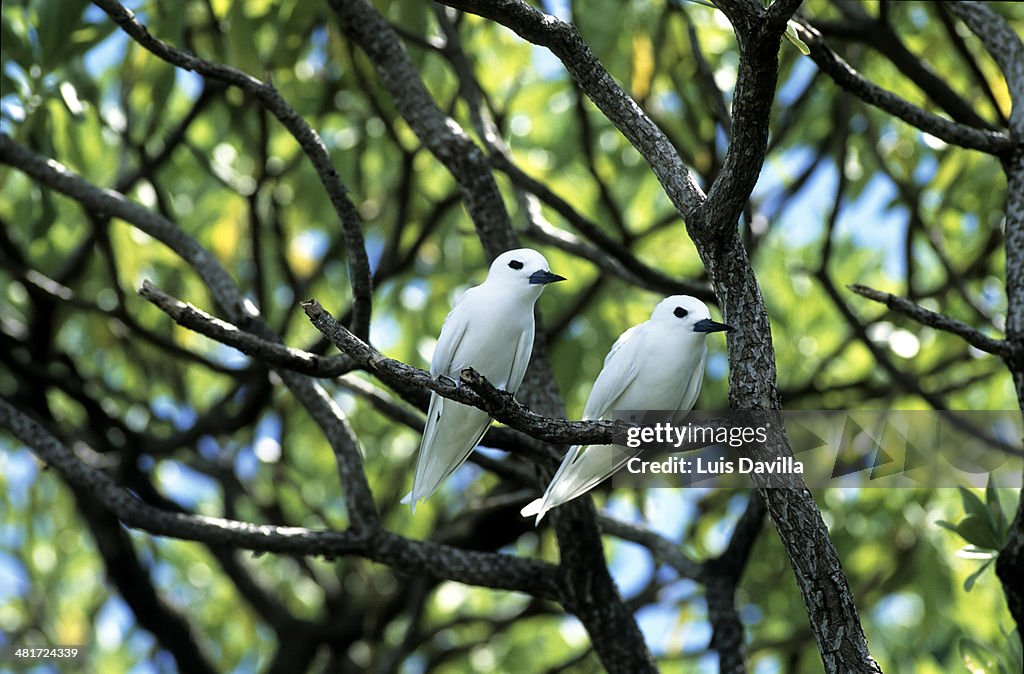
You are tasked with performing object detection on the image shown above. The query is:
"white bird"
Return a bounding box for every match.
[407,248,565,511]
[521,295,732,522]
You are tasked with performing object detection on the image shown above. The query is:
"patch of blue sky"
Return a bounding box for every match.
[740,599,764,625]
[609,537,655,599]
[96,595,135,649]
[776,57,817,107]
[175,70,203,101]
[149,557,175,589]
[753,144,819,215]
[707,351,729,381]
[1,447,38,509]
[292,228,329,263]
[474,446,507,460]
[604,497,656,597]
[871,591,923,630]
[658,577,701,603]
[254,412,281,443]
[643,489,695,541]
[753,655,784,674]
[211,342,250,369]
[366,231,385,275]
[369,312,402,352]
[151,395,197,431]
[307,25,330,70]
[155,460,219,509]
[530,45,566,81]
[542,0,572,22]
[197,435,221,462]
[82,24,131,78]
[760,148,909,279]
[699,492,751,555]
[636,600,712,657]
[0,521,25,550]
[443,461,482,504]
[834,174,908,278]
[234,445,259,481]
[0,552,29,604]
[912,152,938,186]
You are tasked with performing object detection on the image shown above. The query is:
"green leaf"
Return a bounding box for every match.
[34,0,90,70]
[985,477,1008,538]
[785,22,811,56]
[955,515,1002,551]
[959,487,989,520]
[962,559,992,592]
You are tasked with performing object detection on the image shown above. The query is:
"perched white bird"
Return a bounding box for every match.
[521,295,732,522]
[407,248,565,511]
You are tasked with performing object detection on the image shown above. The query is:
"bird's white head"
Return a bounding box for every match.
[485,248,566,291]
[651,295,733,334]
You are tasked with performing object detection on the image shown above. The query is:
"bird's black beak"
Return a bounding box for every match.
[693,318,733,333]
[529,269,567,285]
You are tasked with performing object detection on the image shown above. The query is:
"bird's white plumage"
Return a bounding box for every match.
[408,248,562,511]
[521,295,729,521]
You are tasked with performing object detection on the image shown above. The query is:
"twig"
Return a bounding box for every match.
[139,281,356,377]
[791,20,1013,155]
[848,284,1010,358]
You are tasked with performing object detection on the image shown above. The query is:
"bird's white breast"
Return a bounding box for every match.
[610,326,706,413]
[443,288,534,384]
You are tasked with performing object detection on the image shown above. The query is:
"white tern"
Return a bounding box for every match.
[407,248,565,511]
[521,295,732,522]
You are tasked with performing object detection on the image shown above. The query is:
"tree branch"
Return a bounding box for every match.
[139,280,356,377]
[326,0,518,257]
[701,0,799,238]
[301,298,630,446]
[848,284,1011,358]
[438,0,707,225]
[946,1,1024,136]
[0,397,563,602]
[791,20,1013,155]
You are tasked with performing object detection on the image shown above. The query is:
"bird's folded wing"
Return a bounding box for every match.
[429,292,472,378]
[410,394,491,508]
[503,322,535,393]
[582,325,642,420]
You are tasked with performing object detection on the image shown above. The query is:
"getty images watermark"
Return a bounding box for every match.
[601,410,1024,489]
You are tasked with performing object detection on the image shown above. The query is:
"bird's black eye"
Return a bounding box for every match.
[674,307,688,318]
[508,260,524,270]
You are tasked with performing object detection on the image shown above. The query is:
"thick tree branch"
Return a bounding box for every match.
[326,0,518,257]
[848,284,1011,358]
[702,0,800,238]
[438,0,707,225]
[946,1,1024,136]
[0,398,563,602]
